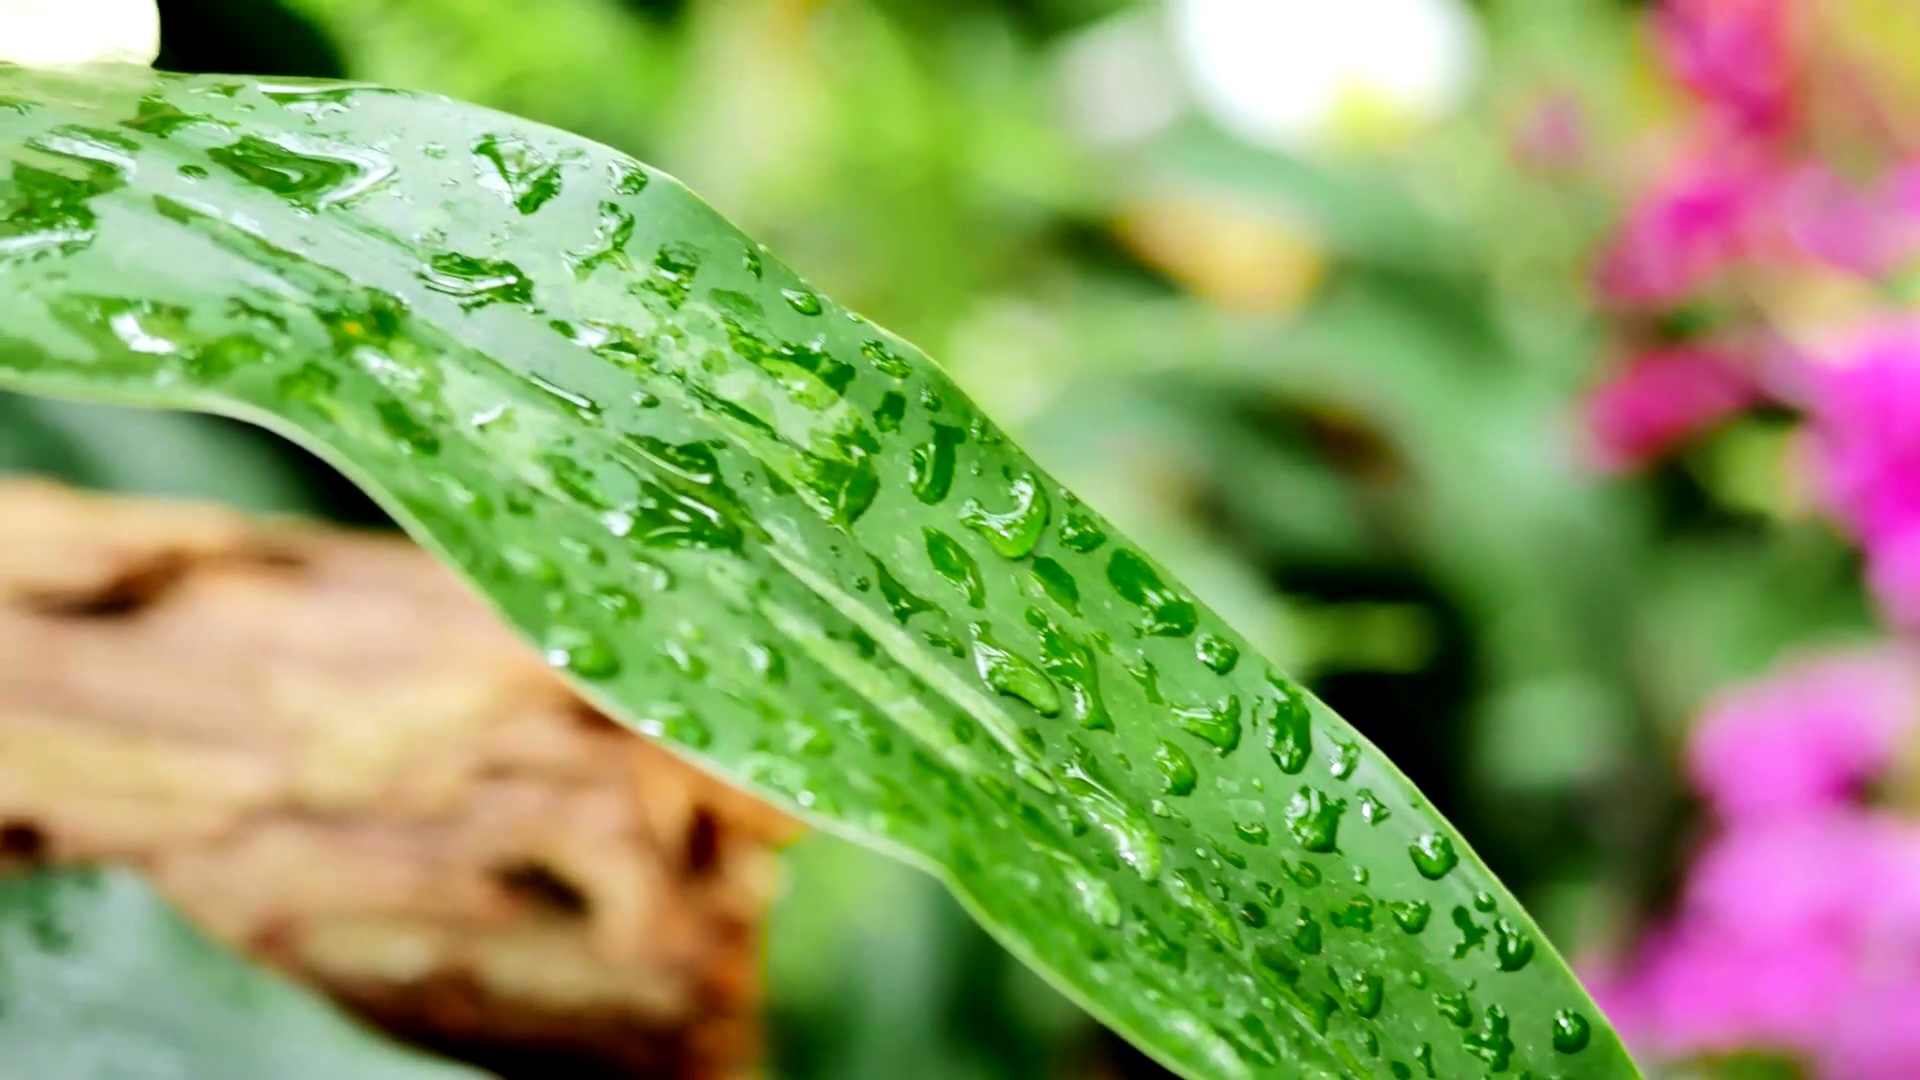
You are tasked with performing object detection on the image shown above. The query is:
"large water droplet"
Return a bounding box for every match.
[472,132,572,214]
[1410,832,1459,880]
[1107,549,1197,637]
[910,424,966,505]
[1552,1009,1592,1054]
[924,528,985,608]
[1176,694,1242,754]
[1493,918,1534,972]
[418,252,533,309]
[1284,786,1345,853]
[1154,741,1197,796]
[1343,970,1385,1018]
[961,474,1050,558]
[544,626,620,681]
[969,623,1062,716]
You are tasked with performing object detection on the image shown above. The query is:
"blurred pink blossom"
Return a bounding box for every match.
[1595,155,1768,304]
[1593,813,1920,1078]
[1656,0,1797,138]
[1584,347,1758,469]
[1807,324,1920,626]
[1689,651,1918,823]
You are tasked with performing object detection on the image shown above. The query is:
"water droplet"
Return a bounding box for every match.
[1238,901,1268,928]
[566,200,636,278]
[969,623,1062,716]
[209,132,395,210]
[1196,634,1240,674]
[861,338,911,377]
[961,474,1051,558]
[1175,694,1242,755]
[472,133,573,214]
[590,586,643,621]
[1288,909,1322,954]
[545,626,620,681]
[1330,895,1373,932]
[1171,868,1242,948]
[1357,788,1390,824]
[910,424,966,505]
[1284,786,1345,853]
[1233,820,1269,846]
[1154,741,1197,796]
[1451,906,1488,959]
[1493,919,1535,972]
[611,160,651,195]
[872,390,907,433]
[178,163,209,179]
[1107,549,1197,637]
[1435,991,1473,1028]
[782,287,823,315]
[924,528,985,608]
[1552,1009,1592,1054]
[1059,756,1162,880]
[1410,833,1459,879]
[1343,970,1385,1018]
[1059,502,1108,552]
[1026,609,1111,731]
[418,252,533,309]
[871,556,935,624]
[1265,678,1313,774]
[1327,738,1358,780]
[645,241,700,308]
[1028,557,1080,616]
[1388,899,1432,934]
[1464,1005,1514,1072]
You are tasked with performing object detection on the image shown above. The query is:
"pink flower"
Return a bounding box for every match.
[1593,812,1920,1076]
[1656,0,1797,139]
[1689,650,1918,823]
[1584,347,1758,470]
[1596,154,1771,304]
[1778,163,1920,275]
[1806,324,1920,624]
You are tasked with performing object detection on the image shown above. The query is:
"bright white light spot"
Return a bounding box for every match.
[1170,0,1481,152]
[0,0,160,66]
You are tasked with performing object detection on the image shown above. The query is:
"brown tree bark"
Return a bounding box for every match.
[0,480,796,1079]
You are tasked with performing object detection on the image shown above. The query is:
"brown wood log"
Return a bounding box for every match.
[0,479,796,1079]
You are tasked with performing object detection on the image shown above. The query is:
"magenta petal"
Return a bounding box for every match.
[1584,347,1756,470]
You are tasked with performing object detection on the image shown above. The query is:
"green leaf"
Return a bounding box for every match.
[0,867,485,1079]
[0,65,1638,1080]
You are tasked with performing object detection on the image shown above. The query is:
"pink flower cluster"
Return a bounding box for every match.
[1808,325,1920,629]
[1581,0,1920,472]
[1592,651,1920,1077]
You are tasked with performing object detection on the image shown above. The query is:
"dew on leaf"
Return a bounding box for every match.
[909,423,966,505]
[1154,741,1197,796]
[1284,786,1345,853]
[1387,899,1432,934]
[961,474,1050,559]
[1266,680,1313,775]
[1175,694,1242,755]
[1196,634,1240,674]
[1029,557,1080,615]
[925,528,985,608]
[1493,919,1535,972]
[1410,832,1459,880]
[544,626,621,681]
[968,622,1062,717]
[1107,549,1198,637]
[781,287,823,315]
[1288,908,1322,955]
[1552,1009,1592,1054]
[1343,970,1385,1018]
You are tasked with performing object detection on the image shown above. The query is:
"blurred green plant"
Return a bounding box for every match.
[0,867,482,1080]
[0,62,1637,1079]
